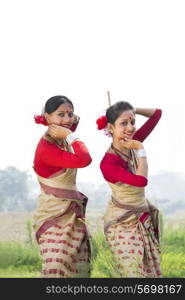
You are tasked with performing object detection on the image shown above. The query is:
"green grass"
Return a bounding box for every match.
[161,252,185,277]
[0,266,40,278]
[90,232,121,278]
[160,227,185,277]
[0,242,41,277]
[90,229,185,278]
[0,227,185,278]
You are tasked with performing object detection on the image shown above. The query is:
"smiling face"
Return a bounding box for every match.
[45,103,75,128]
[108,109,136,142]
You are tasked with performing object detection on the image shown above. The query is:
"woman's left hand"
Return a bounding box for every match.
[48,124,72,139]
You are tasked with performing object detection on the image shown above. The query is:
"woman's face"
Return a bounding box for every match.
[109,109,136,141]
[45,103,75,128]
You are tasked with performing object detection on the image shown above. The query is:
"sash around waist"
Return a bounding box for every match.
[111,196,149,212]
[104,196,159,236]
[39,181,87,202]
[33,190,87,233]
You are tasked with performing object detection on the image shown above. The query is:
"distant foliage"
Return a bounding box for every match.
[0,166,38,212]
[0,166,185,216]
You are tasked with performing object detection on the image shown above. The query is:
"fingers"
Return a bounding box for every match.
[119,139,131,149]
[48,125,58,137]
[48,125,61,137]
[119,139,142,150]
[48,129,56,138]
[48,124,71,139]
[48,124,59,130]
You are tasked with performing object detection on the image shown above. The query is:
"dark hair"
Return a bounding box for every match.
[44,95,74,114]
[106,101,133,124]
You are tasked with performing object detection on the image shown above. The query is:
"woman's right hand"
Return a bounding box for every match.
[119,138,144,150]
[48,124,72,140]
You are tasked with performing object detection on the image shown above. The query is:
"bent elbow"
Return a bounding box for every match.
[155,108,162,119]
[134,175,148,187]
[138,177,148,187]
[79,156,92,168]
[158,108,162,118]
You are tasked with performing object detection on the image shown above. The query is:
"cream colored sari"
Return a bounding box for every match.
[103,147,161,277]
[33,138,90,278]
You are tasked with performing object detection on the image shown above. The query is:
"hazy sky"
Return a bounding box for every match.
[0,0,185,183]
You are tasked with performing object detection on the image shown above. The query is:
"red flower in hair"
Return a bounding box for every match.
[96,115,108,130]
[34,115,48,126]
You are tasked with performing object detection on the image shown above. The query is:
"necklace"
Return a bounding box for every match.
[111,144,138,173]
[111,144,130,160]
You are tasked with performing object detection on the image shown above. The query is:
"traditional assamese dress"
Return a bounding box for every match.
[33,134,92,278]
[100,109,162,277]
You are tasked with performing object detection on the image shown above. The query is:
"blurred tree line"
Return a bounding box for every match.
[0,167,37,211]
[0,166,185,215]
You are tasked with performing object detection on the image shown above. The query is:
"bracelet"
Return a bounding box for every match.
[66,133,79,145]
[136,148,147,158]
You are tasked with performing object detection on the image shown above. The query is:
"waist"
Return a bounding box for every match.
[111,191,146,206]
[109,183,145,203]
[111,196,148,212]
[39,181,87,202]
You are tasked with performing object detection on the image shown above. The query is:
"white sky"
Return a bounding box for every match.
[0,0,185,183]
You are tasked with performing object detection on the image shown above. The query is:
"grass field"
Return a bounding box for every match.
[0,212,185,278]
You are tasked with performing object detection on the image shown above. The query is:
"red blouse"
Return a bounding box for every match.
[100,109,162,187]
[34,139,92,178]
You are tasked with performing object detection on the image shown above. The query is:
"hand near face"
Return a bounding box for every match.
[48,124,72,140]
[119,138,143,150]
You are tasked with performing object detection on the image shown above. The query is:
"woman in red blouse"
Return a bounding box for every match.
[97,101,162,277]
[33,95,92,278]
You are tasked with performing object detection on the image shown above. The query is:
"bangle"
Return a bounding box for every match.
[136,148,147,158]
[66,133,79,145]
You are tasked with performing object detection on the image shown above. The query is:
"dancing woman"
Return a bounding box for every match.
[33,95,92,277]
[96,101,162,277]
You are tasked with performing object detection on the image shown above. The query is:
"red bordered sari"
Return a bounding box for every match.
[32,138,91,278]
[103,147,161,278]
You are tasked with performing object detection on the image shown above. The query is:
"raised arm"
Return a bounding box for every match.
[134,108,156,117]
[133,108,162,142]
